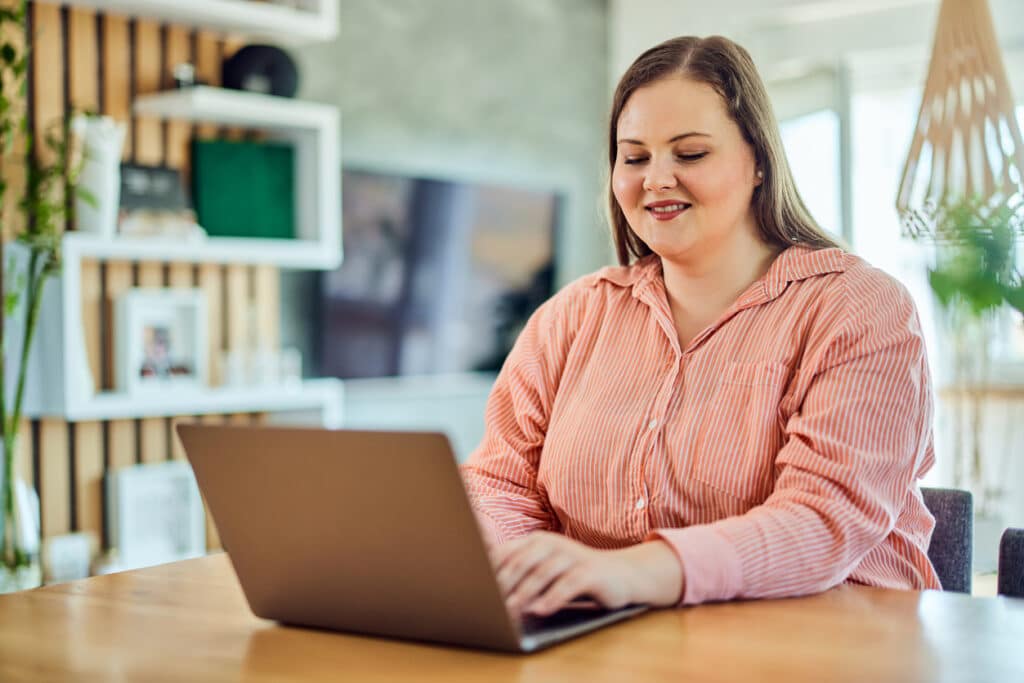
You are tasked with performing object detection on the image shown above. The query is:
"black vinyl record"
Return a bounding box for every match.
[222,44,299,98]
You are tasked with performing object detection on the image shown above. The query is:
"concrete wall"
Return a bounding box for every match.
[282,0,612,369]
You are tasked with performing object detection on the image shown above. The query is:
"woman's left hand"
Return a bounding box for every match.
[491,531,684,617]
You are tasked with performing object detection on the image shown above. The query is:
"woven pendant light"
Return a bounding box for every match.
[896,0,1024,238]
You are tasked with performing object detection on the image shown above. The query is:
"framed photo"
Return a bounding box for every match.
[116,289,208,395]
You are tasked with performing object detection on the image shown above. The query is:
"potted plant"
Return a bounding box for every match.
[924,198,1023,533]
[0,0,88,592]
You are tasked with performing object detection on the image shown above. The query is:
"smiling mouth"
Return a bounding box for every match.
[645,202,691,219]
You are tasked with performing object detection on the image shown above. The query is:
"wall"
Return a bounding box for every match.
[281,0,612,369]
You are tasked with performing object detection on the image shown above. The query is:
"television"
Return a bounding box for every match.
[316,168,561,379]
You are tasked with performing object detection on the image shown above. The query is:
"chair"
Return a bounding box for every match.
[920,487,973,593]
[998,528,1024,598]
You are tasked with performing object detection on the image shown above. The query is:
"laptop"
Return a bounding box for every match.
[175,424,649,653]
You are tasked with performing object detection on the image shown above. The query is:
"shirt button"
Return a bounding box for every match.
[647,418,658,430]
[635,498,647,510]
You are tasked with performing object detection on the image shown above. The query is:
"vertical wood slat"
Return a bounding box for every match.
[225,265,249,425]
[226,265,250,351]
[103,262,133,390]
[38,419,69,538]
[106,420,135,472]
[164,25,191,174]
[132,19,162,166]
[15,419,33,488]
[167,264,194,461]
[253,266,280,351]
[193,32,219,142]
[73,421,103,544]
[198,264,224,387]
[133,16,166,465]
[67,7,99,113]
[101,14,132,162]
[80,260,103,405]
[31,3,63,166]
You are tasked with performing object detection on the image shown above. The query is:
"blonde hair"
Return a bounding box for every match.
[607,35,846,265]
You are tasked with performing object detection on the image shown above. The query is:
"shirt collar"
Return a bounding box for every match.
[594,244,847,304]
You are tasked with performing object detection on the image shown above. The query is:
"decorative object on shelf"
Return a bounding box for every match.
[0,0,89,593]
[118,163,206,240]
[172,62,200,89]
[222,44,299,98]
[105,460,206,572]
[191,138,295,239]
[221,346,303,387]
[74,114,126,238]
[41,531,94,584]
[896,0,1024,526]
[116,289,208,395]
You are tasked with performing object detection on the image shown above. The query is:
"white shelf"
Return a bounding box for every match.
[134,86,337,131]
[64,233,335,270]
[57,0,338,45]
[131,86,341,271]
[67,379,343,424]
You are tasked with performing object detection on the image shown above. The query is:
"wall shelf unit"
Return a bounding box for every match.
[133,86,341,271]
[55,0,339,45]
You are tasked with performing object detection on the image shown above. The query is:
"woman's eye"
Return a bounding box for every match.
[623,157,648,165]
[677,153,707,162]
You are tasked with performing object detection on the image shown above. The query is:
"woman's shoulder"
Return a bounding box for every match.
[530,255,658,331]
[820,250,918,317]
[559,254,661,300]
[800,248,922,345]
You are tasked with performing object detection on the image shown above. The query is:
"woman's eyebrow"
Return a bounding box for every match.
[617,132,711,145]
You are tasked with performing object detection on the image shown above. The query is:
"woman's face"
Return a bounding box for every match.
[612,77,762,264]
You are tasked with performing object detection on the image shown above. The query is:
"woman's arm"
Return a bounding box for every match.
[460,288,580,545]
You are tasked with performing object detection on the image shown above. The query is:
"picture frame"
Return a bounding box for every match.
[105,461,207,572]
[116,289,208,395]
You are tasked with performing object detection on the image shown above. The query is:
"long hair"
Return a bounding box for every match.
[607,35,846,265]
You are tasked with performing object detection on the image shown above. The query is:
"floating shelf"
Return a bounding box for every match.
[134,86,338,130]
[67,378,344,424]
[132,86,341,271]
[65,232,332,270]
[55,0,339,45]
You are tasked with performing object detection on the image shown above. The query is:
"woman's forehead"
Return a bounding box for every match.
[616,78,730,140]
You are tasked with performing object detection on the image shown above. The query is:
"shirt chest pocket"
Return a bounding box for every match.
[689,360,789,504]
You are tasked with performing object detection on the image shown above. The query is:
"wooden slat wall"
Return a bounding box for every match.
[16,2,283,559]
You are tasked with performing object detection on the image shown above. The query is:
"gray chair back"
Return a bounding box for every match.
[921,487,973,593]
[998,528,1024,598]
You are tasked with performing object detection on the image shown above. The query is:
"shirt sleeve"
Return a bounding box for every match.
[459,286,581,546]
[649,274,936,604]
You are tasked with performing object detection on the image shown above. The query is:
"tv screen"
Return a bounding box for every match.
[316,168,560,379]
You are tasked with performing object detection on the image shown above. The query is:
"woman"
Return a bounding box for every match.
[460,35,940,618]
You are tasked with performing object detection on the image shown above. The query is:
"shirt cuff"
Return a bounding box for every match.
[646,525,745,605]
[473,508,506,548]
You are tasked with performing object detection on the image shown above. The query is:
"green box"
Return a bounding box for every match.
[191,139,295,240]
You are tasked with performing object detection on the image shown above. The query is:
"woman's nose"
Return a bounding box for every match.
[642,158,678,192]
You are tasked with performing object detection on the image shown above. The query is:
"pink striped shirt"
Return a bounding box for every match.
[461,244,941,605]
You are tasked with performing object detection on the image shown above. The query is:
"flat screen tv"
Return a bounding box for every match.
[316,168,561,379]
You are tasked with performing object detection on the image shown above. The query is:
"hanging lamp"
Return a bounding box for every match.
[896,0,1024,238]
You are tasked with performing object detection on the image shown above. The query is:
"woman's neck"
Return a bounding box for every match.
[660,229,782,341]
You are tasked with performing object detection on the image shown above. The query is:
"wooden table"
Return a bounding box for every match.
[1,554,1023,682]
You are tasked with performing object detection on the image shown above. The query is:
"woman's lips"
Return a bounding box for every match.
[646,202,691,221]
